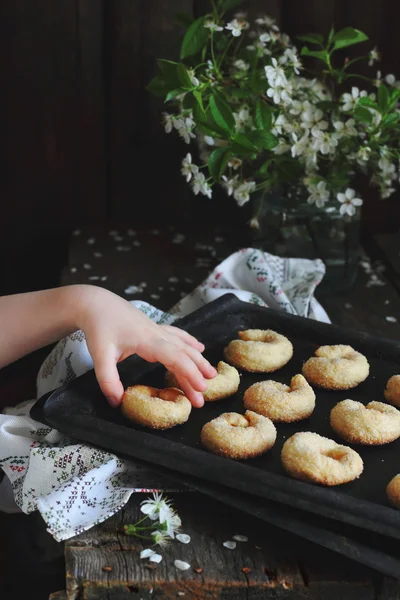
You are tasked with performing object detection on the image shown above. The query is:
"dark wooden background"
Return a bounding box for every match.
[1,0,400,293]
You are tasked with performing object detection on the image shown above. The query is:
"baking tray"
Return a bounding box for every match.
[31,294,400,539]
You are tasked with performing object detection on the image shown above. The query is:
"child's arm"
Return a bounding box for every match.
[0,285,216,408]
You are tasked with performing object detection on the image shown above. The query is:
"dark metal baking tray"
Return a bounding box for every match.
[31,294,400,539]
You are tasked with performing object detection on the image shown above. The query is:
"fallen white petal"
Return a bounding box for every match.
[386,316,397,323]
[174,560,191,571]
[83,263,92,270]
[149,553,163,563]
[140,548,156,559]
[176,533,191,544]
[223,541,236,550]
[233,535,248,542]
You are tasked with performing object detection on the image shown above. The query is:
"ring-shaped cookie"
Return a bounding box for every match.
[302,345,369,390]
[200,410,277,459]
[281,431,363,486]
[224,329,293,373]
[121,385,191,430]
[384,375,400,407]
[330,399,400,445]
[387,474,400,509]
[166,361,240,402]
[244,374,315,422]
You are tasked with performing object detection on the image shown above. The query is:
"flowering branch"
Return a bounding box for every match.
[148,8,400,221]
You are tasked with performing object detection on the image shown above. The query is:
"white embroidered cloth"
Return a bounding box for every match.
[0,249,329,541]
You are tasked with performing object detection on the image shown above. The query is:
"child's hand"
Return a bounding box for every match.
[77,286,216,408]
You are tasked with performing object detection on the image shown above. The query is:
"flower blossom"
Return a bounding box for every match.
[233,181,256,206]
[306,180,330,208]
[225,18,249,37]
[204,20,223,32]
[181,153,199,182]
[337,188,363,216]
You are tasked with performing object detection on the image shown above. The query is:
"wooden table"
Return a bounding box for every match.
[49,225,400,599]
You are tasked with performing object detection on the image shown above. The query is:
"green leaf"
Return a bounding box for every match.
[147,76,169,98]
[389,89,400,110]
[165,88,185,103]
[158,60,180,88]
[378,84,390,111]
[357,96,378,110]
[301,47,330,64]
[180,17,209,59]
[332,27,368,51]
[193,90,205,113]
[208,148,230,181]
[296,33,324,45]
[232,133,258,151]
[219,0,244,13]
[229,87,254,98]
[193,103,226,137]
[177,63,194,89]
[175,12,193,27]
[255,99,272,131]
[354,106,373,124]
[381,113,400,129]
[249,131,278,150]
[210,95,235,134]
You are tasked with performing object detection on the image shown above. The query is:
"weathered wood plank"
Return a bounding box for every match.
[65,494,307,599]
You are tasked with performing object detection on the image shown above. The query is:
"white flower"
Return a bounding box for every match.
[234,107,252,131]
[272,140,290,155]
[311,128,338,155]
[368,47,380,67]
[385,73,396,86]
[228,157,242,170]
[355,146,372,165]
[163,512,181,539]
[204,135,215,146]
[247,38,271,56]
[280,48,302,74]
[337,188,363,216]
[192,172,212,198]
[181,153,199,182]
[175,115,196,144]
[162,112,174,134]
[188,70,199,87]
[233,181,256,206]
[141,492,174,523]
[265,59,292,105]
[225,18,248,37]
[301,104,328,131]
[255,16,276,27]
[265,58,287,87]
[222,175,239,196]
[307,180,330,208]
[152,530,171,548]
[341,87,368,112]
[259,32,271,43]
[333,118,358,138]
[291,131,309,158]
[204,20,223,32]
[234,59,250,71]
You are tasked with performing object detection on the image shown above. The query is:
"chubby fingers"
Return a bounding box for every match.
[172,375,205,408]
[92,348,124,408]
[160,325,205,353]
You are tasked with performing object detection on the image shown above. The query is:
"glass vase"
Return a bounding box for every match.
[251,188,360,296]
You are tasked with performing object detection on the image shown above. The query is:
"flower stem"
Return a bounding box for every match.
[218,37,235,71]
[211,32,221,78]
